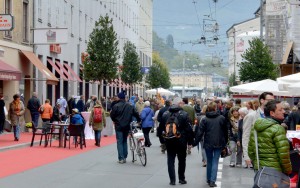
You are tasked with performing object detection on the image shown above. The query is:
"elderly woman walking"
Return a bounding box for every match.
[140,101,154,147]
[8,94,25,141]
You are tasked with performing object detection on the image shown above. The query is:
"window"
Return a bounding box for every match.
[4,0,12,38]
[64,1,67,25]
[23,1,29,42]
[38,0,42,22]
[71,5,74,36]
[48,0,51,26]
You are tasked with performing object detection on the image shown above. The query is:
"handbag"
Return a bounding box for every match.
[221,145,231,158]
[253,130,290,188]
[4,106,8,116]
[4,119,12,132]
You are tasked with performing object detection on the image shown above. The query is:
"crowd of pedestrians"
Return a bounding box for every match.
[1,90,300,187]
[108,91,300,187]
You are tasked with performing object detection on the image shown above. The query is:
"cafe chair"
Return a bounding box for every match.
[48,124,61,147]
[64,124,86,149]
[30,121,50,147]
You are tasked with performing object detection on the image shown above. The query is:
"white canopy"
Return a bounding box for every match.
[277,73,300,90]
[145,88,175,96]
[230,79,291,96]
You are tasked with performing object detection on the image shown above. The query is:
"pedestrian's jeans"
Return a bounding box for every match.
[229,140,242,165]
[13,125,20,139]
[205,148,222,183]
[31,112,40,128]
[94,130,102,144]
[116,130,129,161]
[200,140,207,162]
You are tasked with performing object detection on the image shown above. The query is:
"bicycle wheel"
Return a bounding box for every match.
[128,135,136,162]
[137,140,147,166]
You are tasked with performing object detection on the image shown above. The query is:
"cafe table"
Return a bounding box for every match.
[48,122,69,147]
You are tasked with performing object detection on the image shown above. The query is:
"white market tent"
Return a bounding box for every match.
[145,88,175,96]
[230,79,291,96]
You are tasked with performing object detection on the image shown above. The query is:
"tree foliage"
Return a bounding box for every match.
[146,52,171,89]
[83,15,119,84]
[120,41,143,88]
[239,38,278,82]
[166,34,174,48]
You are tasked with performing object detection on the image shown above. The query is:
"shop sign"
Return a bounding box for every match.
[0,14,14,31]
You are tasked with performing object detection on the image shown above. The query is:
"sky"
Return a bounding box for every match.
[153,0,261,66]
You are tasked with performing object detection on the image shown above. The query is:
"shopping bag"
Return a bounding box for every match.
[221,146,231,158]
[4,106,8,116]
[253,166,290,188]
[4,120,12,132]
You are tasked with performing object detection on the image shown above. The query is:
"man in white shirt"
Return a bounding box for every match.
[242,92,274,168]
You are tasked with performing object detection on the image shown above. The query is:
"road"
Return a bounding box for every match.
[0,133,254,188]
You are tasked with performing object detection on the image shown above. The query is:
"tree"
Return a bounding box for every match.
[120,41,143,96]
[238,38,278,82]
[83,15,119,98]
[166,34,174,48]
[146,52,171,89]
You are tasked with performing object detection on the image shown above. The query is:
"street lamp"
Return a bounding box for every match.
[182,58,185,98]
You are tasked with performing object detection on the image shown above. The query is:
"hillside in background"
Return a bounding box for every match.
[152,31,228,78]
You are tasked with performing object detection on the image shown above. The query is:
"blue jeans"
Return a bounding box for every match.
[13,125,20,139]
[200,140,207,162]
[205,148,222,183]
[116,130,129,161]
[94,130,102,144]
[31,112,40,128]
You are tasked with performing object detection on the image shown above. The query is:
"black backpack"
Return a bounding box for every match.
[163,112,181,139]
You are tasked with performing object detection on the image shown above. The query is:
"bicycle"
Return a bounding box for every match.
[128,121,147,166]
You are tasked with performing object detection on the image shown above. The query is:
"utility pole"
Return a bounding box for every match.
[182,58,185,98]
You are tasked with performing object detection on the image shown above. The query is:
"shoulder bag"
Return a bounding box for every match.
[253,130,290,188]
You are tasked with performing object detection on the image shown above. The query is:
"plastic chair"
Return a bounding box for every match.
[30,121,50,147]
[64,124,86,149]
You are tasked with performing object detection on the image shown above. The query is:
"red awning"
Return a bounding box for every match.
[0,59,21,81]
[63,63,82,82]
[47,59,68,81]
[55,60,74,81]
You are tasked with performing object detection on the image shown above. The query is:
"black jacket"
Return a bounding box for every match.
[286,110,300,130]
[194,111,228,149]
[0,99,5,120]
[27,96,41,113]
[157,105,170,137]
[110,100,140,131]
[161,105,194,146]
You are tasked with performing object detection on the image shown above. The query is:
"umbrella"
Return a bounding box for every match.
[230,79,291,96]
[145,88,175,96]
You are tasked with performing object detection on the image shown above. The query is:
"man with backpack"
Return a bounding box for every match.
[110,91,141,164]
[162,97,194,185]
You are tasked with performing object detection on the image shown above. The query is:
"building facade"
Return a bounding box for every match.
[227,17,260,80]
[34,0,153,104]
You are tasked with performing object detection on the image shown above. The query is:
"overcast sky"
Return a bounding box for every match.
[153,0,260,64]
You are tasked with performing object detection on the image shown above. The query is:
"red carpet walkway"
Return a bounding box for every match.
[0,132,116,178]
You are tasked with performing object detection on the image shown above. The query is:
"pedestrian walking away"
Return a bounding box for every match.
[162,97,194,186]
[194,102,228,187]
[110,91,141,164]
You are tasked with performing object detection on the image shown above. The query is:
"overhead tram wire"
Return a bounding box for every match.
[192,0,203,33]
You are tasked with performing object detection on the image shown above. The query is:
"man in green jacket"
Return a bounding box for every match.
[248,100,292,175]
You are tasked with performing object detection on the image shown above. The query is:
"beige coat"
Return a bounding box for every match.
[89,104,106,131]
[8,100,25,127]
